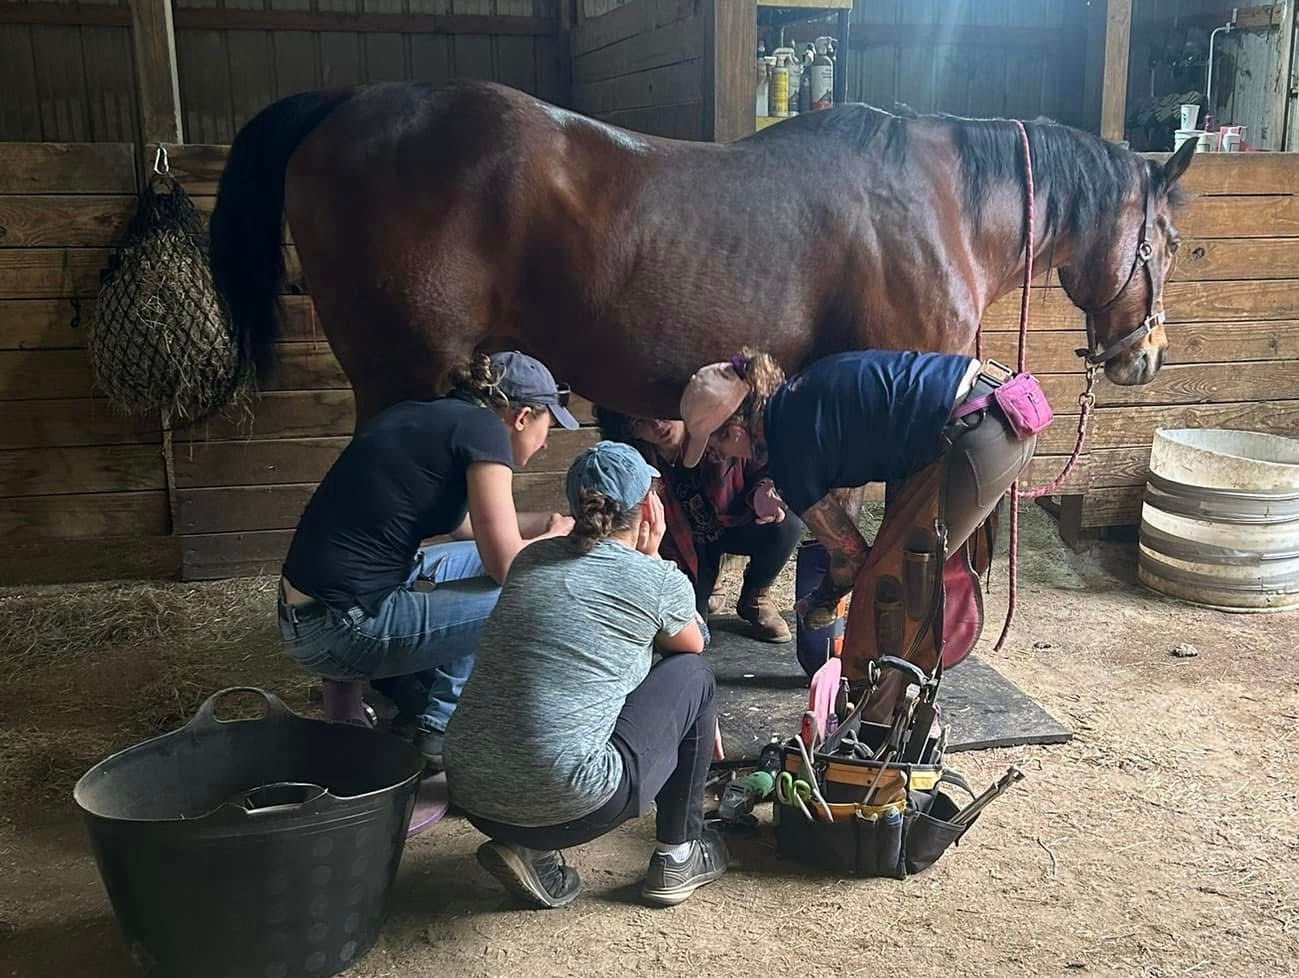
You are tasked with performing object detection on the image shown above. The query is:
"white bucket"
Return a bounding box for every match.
[1175,129,1216,153]
[1138,429,1299,612]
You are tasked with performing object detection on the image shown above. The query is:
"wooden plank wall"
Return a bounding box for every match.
[0,0,138,141]
[570,0,709,140]
[0,0,568,143]
[846,0,1091,129]
[0,142,181,584]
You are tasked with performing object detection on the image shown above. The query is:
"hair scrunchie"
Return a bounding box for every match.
[729,354,749,379]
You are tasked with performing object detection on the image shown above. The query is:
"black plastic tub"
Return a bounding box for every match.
[74,687,424,978]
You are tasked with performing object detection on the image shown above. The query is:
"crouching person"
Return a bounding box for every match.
[444,441,728,909]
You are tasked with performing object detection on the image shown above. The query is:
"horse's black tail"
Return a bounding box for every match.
[209,89,354,378]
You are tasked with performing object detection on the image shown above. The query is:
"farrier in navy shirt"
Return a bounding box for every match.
[761,350,973,515]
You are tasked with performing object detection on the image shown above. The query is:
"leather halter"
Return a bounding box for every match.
[1073,184,1165,366]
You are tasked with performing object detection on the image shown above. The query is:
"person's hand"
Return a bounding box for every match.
[752,480,787,525]
[545,512,575,537]
[635,491,667,557]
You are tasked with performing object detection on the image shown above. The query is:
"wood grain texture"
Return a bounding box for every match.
[130,0,185,142]
[1036,399,1299,455]
[0,249,107,299]
[0,195,133,247]
[0,490,170,541]
[0,398,160,451]
[0,535,180,586]
[1178,197,1299,239]
[0,298,92,350]
[0,444,166,497]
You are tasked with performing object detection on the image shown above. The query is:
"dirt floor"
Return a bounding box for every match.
[2,504,1298,978]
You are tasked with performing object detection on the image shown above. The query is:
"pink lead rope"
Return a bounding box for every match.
[990,121,1097,651]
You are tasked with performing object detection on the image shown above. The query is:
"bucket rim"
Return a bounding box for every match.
[73,690,424,824]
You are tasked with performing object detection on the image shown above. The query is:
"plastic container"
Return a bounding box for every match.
[1139,429,1299,612]
[1175,129,1217,153]
[74,688,424,978]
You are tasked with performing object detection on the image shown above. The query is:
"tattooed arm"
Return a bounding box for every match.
[800,492,871,591]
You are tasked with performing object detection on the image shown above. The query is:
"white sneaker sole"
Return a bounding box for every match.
[640,867,725,907]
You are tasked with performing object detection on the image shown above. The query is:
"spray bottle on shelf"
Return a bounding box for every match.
[809,37,834,111]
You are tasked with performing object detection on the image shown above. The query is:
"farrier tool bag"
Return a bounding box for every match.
[772,662,981,878]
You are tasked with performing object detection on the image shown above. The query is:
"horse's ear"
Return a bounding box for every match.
[1163,137,1197,186]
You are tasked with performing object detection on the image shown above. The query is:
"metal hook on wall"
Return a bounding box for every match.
[153,142,170,175]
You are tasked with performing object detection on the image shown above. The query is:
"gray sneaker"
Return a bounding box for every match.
[413,727,445,771]
[476,842,581,909]
[640,830,729,906]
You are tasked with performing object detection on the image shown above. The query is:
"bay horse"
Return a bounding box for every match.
[209,81,1196,428]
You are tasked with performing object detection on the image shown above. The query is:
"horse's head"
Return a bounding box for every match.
[1058,137,1197,386]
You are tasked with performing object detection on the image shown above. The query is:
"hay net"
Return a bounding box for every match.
[89,149,246,425]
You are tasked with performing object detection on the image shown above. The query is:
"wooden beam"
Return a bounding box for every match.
[1100,0,1131,142]
[129,0,183,144]
[0,143,136,194]
[0,4,558,35]
[848,24,1067,50]
[704,0,756,143]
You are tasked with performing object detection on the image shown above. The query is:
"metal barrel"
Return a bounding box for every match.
[1138,429,1299,612]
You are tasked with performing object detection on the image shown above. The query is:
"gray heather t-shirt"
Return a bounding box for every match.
[443,536,696,827]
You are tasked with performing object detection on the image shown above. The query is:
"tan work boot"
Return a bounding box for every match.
[737,587,792,643]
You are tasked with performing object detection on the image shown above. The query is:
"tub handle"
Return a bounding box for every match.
[189,687,295,728]
[234,782,329,816]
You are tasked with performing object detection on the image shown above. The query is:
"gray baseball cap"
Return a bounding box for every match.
[565,441,661,513]
[490,351,579,430]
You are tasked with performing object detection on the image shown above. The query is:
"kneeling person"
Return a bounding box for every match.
[444,441,727,909]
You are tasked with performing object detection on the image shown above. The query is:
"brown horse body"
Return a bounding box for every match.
[211,82,1195,427]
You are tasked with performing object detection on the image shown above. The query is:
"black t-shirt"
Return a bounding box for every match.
[282,396,514,615]
[763,350,971,515]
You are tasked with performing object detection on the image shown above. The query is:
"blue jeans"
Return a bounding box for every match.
[277,540,500,733]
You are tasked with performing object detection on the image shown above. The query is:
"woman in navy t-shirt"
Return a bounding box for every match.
[278,351,577,766]
[677,348,1038,629]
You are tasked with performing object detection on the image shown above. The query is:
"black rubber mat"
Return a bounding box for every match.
[709,615,1071,763]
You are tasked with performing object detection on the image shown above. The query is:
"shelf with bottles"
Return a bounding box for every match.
[754,0,850,127]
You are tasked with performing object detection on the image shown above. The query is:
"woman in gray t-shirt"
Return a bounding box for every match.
[444,441,729,909]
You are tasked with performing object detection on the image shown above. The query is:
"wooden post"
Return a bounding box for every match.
[1100,0,1131,142]
[703,0,757,143]
[129,0,183,143]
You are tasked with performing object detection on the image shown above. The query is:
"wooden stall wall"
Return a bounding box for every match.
[0,0,568,143]
[0,0,138,141]
[569,0,710,139]
[0,142,179,584]
[846,0,1091,128]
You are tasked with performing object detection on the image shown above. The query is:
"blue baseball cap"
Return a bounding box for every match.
[565,441,661,513]
[490,351,579,430]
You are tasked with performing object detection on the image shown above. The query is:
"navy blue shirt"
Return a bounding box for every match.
[283,396,514,616]
[762,350,972,515]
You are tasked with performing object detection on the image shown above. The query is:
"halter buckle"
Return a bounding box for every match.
[1137,241,1153,263]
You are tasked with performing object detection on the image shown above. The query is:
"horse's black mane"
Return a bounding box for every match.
[769,102,1184,243]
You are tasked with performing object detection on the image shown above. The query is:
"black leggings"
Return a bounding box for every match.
[693,516,804,616]
[466,654,717,849]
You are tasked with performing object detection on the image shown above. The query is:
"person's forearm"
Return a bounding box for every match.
[800,495,870,590]
[516,511,559,538]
